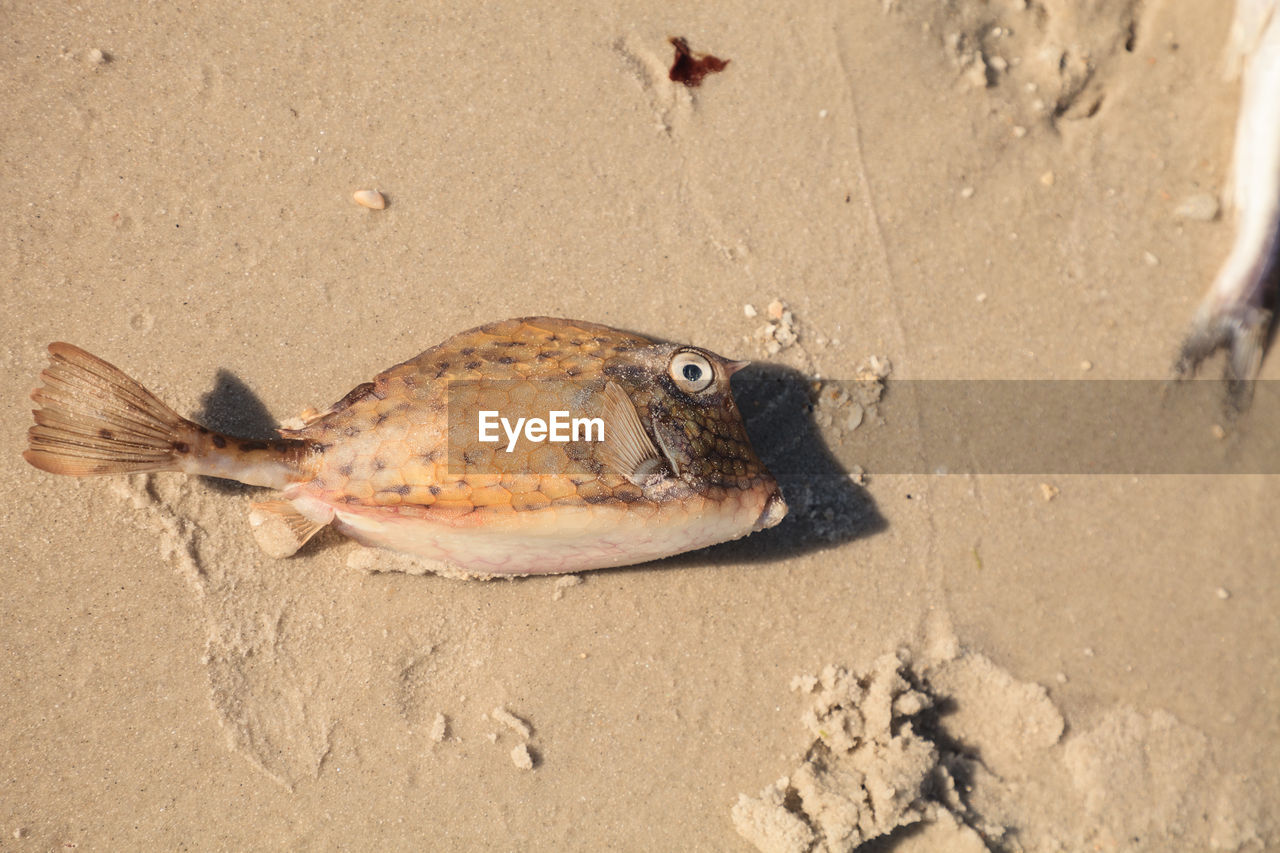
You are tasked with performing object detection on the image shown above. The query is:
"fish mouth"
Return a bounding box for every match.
[753,489,788,531]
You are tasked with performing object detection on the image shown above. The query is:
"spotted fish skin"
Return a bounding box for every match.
[25,318,787,576]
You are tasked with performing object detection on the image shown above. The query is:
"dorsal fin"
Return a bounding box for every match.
[597,381,667,484]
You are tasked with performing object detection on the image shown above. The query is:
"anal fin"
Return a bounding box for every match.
[248,499,327,558]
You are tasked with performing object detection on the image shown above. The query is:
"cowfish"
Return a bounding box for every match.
[24,318,787,576]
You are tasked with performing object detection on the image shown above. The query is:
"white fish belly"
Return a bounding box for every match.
[320,492,770,575]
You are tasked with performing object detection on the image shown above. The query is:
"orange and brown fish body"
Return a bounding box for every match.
[25,318,787,576]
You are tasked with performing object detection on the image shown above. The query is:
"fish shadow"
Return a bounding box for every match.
[644,362,886,570]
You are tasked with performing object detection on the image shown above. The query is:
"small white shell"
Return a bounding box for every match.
[352,189,386,210]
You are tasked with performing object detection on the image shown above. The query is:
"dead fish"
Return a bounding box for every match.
[1176,0,1280,398]
[24,317,787,576]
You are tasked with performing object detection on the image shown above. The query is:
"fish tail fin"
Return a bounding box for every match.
[24,342,197,476]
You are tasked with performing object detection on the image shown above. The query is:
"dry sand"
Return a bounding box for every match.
[2,0,1277,850]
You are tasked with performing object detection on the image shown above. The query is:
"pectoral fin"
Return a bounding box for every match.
[598,381,668,484]
[248,499,328,558]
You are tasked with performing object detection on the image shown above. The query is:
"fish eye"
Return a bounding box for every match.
[669,350,715,394]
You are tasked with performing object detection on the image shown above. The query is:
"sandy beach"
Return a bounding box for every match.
[3,0,1277,849]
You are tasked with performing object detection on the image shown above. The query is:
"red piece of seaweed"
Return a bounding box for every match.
[668,37,729,87]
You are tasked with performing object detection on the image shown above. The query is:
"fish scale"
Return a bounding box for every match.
[25,317,787,576]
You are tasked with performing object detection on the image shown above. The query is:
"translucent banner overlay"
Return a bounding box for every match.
[739,379,1280,476]
[447,379,1280,476]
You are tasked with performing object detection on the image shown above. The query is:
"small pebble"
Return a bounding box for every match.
[1012,125,1028,138]
[492,706,532,739]
[352,189,386,210]
[1174,193,1220,222]
[975,292,988,303]
[856,354,892,380]
[790,674,819,693]
[965,55,989,88]
[1143,251,1159,266]
[430,713,449,743]
[960,186,975,199]
[87,48,107,65]
[754,300,800,356]
[551,574,582,601]
[511,743,535,770]
[1040,483,1059,502]
[13,827,28,839]
[844,403,864,431]
[1040,171,1055,187]
[1216,587,1231,600]
[1211,423,1227,440]
[1055,672,1068,684]
[743,303,758,318]
[1080,360,1092,372]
